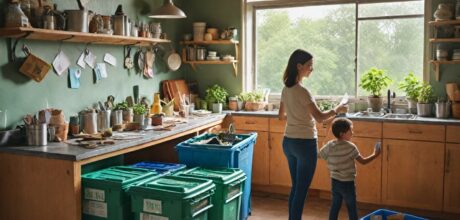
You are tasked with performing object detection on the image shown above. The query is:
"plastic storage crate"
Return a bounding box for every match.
[128,175,216,220]
[175,132,257,220]
[179,167,246,220]
[82,166,160,220]
[360,209,427,220]
[130,161,186,174]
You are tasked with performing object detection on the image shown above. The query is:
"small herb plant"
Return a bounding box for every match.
[133,103,147,115]
[238,91,264,102]
[317,100,336,111]
[114,101,130,111]
[359,67,392,97]
[418,83,435,104]
[205,84,228,104]
[398,72,422,101]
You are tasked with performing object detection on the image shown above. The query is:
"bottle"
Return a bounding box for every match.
[151,93,162,114]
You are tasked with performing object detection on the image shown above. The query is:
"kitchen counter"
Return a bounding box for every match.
[0,114,225,161]
[225,110,460,125]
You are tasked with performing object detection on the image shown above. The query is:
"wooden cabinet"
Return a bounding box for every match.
[180,40,239,76]
[353,137,382,204]
[269,132,291,186]
[446,125,460,143]
[444,144,460,213]
[311,136,331,191]
[382,139,444,211]
[383,122,445,142]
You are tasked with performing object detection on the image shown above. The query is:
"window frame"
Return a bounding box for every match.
[244,0,429,99]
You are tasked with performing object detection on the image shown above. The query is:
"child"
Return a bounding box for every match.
[318,118,381,220]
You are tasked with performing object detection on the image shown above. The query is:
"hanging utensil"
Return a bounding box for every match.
[144,48,154,78]
[124,46,134,69]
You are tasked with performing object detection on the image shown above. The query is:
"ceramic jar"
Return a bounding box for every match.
[434,4,453,21]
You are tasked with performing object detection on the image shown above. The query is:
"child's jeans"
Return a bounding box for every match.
[329,178,358,220]
[282,137,317,220]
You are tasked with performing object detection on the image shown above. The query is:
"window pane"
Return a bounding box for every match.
[357,17,424,96]
[256,4,356,95]
[359,1,424,18]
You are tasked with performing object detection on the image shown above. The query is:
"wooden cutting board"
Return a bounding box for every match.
[162,79,190,110]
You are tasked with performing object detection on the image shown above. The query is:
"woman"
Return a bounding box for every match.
[278,49,348,220]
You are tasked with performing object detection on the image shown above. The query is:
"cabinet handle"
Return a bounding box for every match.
[386,144,390,161]
[245,121,256,125]
[446,149,451,173]
[408,130,422,134]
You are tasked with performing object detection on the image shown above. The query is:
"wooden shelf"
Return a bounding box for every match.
[180,39,239,76]
[429,38,460,43]
[0,27,170,46]
[430,60,460,81]
[181,40,239,45]
[428,20,460,26]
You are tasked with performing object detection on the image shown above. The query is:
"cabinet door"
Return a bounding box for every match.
[233,116,269,132]
[444,144,460,213]
[238,129,270,186]
[311,136,331,191]
[269,132,291,187]
[353,137,382,204]
[382,139,444,211]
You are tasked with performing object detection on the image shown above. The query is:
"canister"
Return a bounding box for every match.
[111,110,123,126]
[26,123,47,146]
[83,112,97,134]
[97,110,111,132]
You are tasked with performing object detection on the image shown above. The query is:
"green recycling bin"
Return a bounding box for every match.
[128,175,216,220]
[82,166,161,220]
[179,167,246,220]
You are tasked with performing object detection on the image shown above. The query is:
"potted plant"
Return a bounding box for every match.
[417,83,435,117]
[242,91,265,111]
[114,101,133,123]
[359,67,392,112]
[398,72,422,114]
[133,103,148,125]
[205,84,228,113]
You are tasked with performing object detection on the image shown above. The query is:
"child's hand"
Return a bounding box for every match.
[374,142,381,155]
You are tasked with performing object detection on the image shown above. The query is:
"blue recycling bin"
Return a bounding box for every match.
[175,132,257,220]
[130,161,186,174]
[360,209,427,220]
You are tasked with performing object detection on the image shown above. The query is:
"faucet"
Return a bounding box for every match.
[386,89,391,114]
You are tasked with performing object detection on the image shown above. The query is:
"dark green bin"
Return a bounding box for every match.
[128,175,216,220]
[82,166,160,220]
[179,167,246,220]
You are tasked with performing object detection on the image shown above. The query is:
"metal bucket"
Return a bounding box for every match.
[417,103,433,117]
[83,112,97,134]
[65,10,89,33]
[97,110,111,132]
[435,102,451,118]
[26,124,47,146]
[111,110,123,126]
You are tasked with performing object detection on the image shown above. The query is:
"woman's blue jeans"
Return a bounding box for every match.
[329,178,358,220]
[282,137,317,220]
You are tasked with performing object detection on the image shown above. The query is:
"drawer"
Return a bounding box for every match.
[232,116,269,132]
[269,118,285,133]
[316,121,330,137]
[446,125,460,143]
[383,123,445,142]
[352,121,382,138]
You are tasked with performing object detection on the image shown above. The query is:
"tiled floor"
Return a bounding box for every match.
[249,193,372,220]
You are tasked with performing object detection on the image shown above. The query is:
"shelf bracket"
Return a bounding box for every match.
[9,32,31,62]
[232,62,237,77]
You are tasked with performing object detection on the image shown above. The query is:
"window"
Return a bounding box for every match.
[249,1,424,97]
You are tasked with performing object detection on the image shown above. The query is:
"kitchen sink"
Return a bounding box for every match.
[382,113,417,119]
[351,112,385,118]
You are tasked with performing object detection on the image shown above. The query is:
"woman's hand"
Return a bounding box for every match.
[334,104,349,114]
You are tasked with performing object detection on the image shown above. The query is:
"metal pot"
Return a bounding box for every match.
[26,124,47,146]
[65,9,89,32]
[435,102,451,118]
[417,103,433,117]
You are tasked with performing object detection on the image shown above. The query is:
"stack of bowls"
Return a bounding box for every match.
[207,51,219,61]
[452,49,460,60]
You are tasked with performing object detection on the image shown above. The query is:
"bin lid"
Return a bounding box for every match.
[180,167,246,185]
[82,166,158,187]
[131,161,186,173]
[129,175,215,200]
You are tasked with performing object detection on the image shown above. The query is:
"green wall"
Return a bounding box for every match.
[178,0,243,98]
[0,0,188,129]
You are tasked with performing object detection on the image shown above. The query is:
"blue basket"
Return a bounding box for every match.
[130,161,186,174]
[360,209,427,220]
[176,132,257,220]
